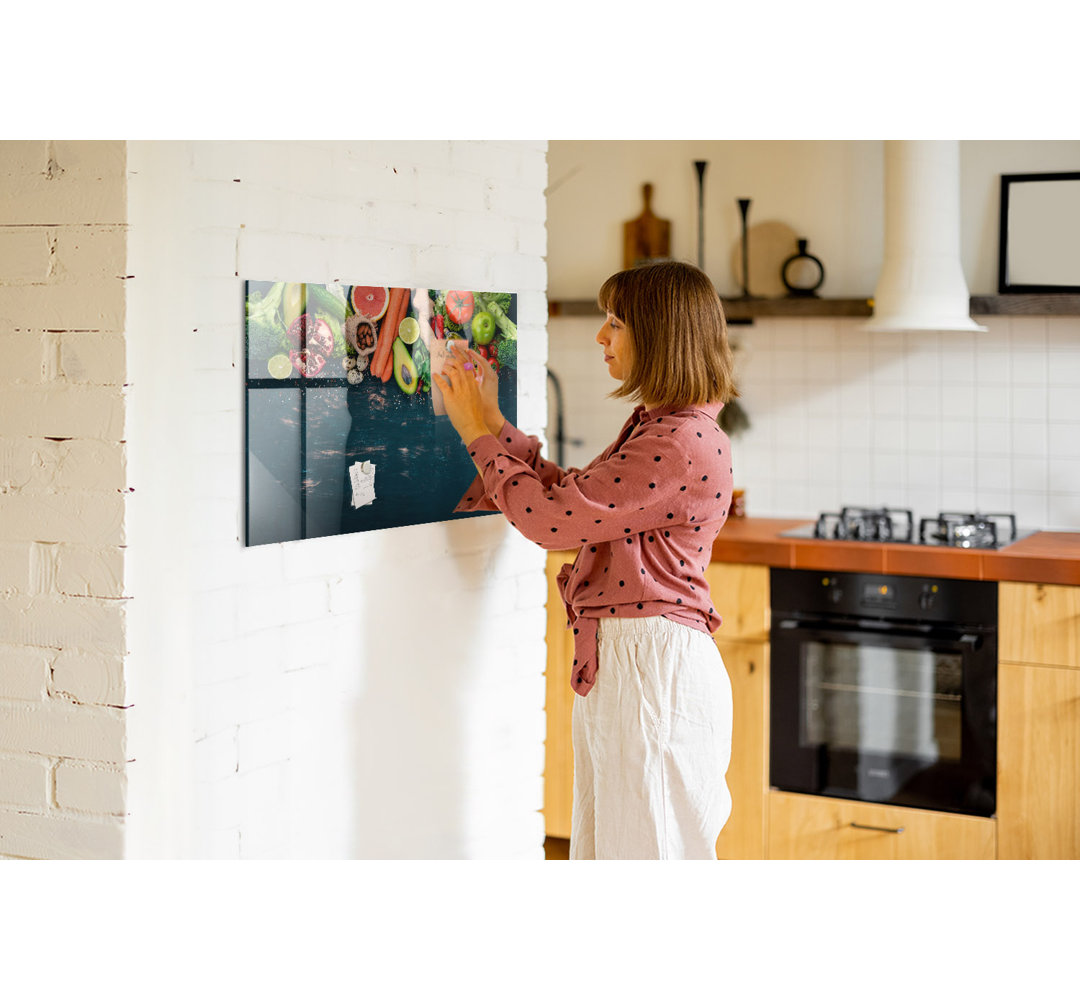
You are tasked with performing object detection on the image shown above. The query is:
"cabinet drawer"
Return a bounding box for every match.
[1000,582,1080,668]
[768,791,996,860]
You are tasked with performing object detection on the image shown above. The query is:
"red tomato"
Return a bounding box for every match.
[445,290,474,326]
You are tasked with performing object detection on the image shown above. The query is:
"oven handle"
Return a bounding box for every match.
[773,617,988,648]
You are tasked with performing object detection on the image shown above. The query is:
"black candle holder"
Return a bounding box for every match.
[781,238,825,297]
[736,198,753,299]
[694,161,708,270]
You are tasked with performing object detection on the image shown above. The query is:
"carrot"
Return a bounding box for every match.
[384,288,409,381]
[372,287,408,382]
[370,289,398,380]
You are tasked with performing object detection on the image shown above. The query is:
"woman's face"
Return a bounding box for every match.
[597,311,633,382]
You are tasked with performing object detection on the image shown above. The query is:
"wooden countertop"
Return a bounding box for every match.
[710,517,1080,586]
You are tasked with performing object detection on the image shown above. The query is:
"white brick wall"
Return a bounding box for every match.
[2,139,551,861]
[124,140,549,859]
[0,141,129,859]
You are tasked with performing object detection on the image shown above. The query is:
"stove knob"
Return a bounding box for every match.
[919,585,938,611]
[829,586,843,604]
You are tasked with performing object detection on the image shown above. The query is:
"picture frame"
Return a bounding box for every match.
[998,171,1080,294]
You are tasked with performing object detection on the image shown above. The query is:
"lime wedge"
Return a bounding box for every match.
[398,316,421,345]
[267,353,293,379]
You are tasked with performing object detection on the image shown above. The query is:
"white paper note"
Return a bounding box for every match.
[349,460,377,509]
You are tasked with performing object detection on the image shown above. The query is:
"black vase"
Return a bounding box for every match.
[781,238,825,298]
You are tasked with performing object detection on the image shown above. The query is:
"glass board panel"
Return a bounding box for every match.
[244,282,518,545]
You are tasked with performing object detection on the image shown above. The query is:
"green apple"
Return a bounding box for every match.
[471,310,496,345]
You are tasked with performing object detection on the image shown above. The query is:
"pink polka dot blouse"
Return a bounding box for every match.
[455,402,733,696]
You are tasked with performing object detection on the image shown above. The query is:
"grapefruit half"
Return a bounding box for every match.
[350,286,390,321]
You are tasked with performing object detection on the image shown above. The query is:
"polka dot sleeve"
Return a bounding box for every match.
[455,420,578,514]
[459,424,701,551]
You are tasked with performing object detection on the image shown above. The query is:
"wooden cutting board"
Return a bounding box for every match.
[730,220,800,298]
[623,183,671,268]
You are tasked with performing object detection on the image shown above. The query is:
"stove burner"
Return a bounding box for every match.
[919,512,1018,549]
[815,506,915,543]
[790,507,1026,549]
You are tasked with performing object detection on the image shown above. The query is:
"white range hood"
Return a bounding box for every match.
[863,140,987,334]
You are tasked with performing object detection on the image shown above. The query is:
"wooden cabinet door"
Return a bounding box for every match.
[543,551,578,840]
[705,563,769,642]
[998,660,1080,859]
[1000,582,1080,668]
[714,639,767,859]
[768,791,996,860]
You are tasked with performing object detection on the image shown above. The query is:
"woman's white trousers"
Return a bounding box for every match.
[570,616,733,860]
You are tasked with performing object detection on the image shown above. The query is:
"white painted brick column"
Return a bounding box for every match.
[0,140,129,859]
[125,140,550,859]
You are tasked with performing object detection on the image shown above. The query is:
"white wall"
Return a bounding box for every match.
[547,139,1080,300]
[123,141,549,859]
[546,140,1080,532]
[0,141,129,859]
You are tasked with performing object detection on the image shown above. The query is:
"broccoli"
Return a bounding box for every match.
[487,292,513,314]
[496,337,517,370]
[246,281,286,328]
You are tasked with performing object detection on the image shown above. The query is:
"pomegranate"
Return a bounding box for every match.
[289,349,326,378]
[287,314,334,355]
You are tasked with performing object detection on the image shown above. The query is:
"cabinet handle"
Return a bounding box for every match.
[850,822,905,834]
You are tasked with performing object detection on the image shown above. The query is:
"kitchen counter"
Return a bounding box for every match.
[710,517,1080,586]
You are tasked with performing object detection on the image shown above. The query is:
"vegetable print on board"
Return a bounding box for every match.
[244,281,518,546]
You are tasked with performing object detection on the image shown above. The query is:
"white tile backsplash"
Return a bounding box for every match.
[941,384,975,419]
[1011,386,1047,420]
[907,384,941,419]
[975,345,1011,384]
[548,313,1080,532]
[941,419,976,455]
[1010,351,1049,385]
[1048,386,1080,421]
[1049,422,1080,458]
[1012,455,1050,493]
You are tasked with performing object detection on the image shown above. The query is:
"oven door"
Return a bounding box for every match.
[769,618,997,817]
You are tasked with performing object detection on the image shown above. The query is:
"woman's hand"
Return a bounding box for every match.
[433,341,491,447]
[468,346,504,436]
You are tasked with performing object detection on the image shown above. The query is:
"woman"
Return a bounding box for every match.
[435,260,737,860]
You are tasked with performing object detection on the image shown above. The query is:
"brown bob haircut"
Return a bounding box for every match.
[597,260,738,408]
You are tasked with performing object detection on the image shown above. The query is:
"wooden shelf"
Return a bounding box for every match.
[549,294,1080,322]
[970,294,1080,316]
[548,297,872,320]
[722,297,872,320]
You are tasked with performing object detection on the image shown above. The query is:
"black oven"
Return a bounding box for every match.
[769,569,997,817]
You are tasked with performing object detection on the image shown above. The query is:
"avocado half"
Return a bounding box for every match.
[392,338,419,395]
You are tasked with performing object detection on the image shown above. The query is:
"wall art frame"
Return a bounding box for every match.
[998,171,1080,294]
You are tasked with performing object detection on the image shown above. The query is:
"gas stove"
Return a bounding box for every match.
[781,506,1033,550]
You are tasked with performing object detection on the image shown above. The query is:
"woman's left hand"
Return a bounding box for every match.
[433,341,490,446]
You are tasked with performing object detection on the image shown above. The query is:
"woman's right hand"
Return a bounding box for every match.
[449,341,503,436]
